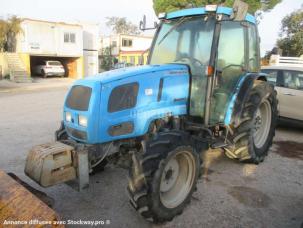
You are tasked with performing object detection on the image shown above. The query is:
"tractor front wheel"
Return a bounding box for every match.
[127,132,201,223]
[224,80,278,164]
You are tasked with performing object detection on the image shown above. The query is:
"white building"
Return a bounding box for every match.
[13,18,99,79]
[100,34,153,67]
[82,22,99,76]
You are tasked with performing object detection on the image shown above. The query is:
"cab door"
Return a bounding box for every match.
[279,70,303,121]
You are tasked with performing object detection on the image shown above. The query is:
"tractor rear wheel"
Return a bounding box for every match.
[127,131,201,223]
[224,80,278,164]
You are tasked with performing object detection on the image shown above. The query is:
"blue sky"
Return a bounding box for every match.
[0,0,302,56]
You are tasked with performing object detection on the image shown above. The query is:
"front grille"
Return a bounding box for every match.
[66,126,87,140]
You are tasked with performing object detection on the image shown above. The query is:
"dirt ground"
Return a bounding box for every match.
[0,81,302,228]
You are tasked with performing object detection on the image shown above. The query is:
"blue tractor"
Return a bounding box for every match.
[25,1,277,223]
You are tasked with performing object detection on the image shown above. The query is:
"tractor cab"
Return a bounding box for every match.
[148,5,260,126]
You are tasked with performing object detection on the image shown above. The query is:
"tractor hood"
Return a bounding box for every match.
[83,64,189,84]
[64,63,190,144]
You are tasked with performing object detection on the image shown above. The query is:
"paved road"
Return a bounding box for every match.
[0,86,302,228]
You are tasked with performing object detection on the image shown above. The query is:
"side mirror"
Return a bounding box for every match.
[139,15,147,31]
[154,21,158,28]
[139,15,158,31]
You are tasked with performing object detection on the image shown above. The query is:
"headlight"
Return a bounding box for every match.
[65,112,72,122]
[78,115,88,127]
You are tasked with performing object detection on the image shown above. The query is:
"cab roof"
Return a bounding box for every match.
[165,6,256,24]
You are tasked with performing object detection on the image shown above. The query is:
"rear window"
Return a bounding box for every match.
[48,61,62,66]
[108,82,139,113]
[66,85,92,111]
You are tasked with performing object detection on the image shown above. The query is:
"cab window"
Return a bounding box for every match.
[217,21,245,70]
[248,24,259,72]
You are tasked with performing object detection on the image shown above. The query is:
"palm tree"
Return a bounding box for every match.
[0,19,8,52]
[6,16,22,52]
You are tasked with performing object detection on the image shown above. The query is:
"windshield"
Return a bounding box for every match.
[150,17,215,71]
[150,16,215,118]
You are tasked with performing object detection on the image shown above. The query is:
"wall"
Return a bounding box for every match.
[82,23,99,76]
[118,52,149,65]
[100,36,119,56]
[100,34,152,58]
[0,53,9,78]
[119,35,152,53]
[83,50,98,76]
[57,25,83,57]
[82,23,99,50]
[77,57,84,78]
[18,53,31,75]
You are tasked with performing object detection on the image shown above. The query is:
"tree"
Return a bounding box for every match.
[0,19,8,52]
[106,17,140,35]
[100,46,117,71]
[153,0,281,15]
[0,15,22,52]
[277,9,303,56]
[6,16,22,52]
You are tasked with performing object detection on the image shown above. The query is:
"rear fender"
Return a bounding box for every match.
[224,73,267,126]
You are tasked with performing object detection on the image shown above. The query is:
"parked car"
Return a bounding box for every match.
[33,60,65,78]
[261,65,303,123]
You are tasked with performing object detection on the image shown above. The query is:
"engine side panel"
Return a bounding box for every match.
[98,69,190,143]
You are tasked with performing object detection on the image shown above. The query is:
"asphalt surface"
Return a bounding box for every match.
[0,81,302,228]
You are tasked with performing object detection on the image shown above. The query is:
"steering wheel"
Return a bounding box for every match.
[221,64,244,72]
[174,57,205,77]
[175,56,204,67]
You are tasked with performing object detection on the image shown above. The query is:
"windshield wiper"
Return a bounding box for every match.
[157,17,191,45]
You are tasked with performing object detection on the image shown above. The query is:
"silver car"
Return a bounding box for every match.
[33,60,65,78]
[261,66,303,123]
